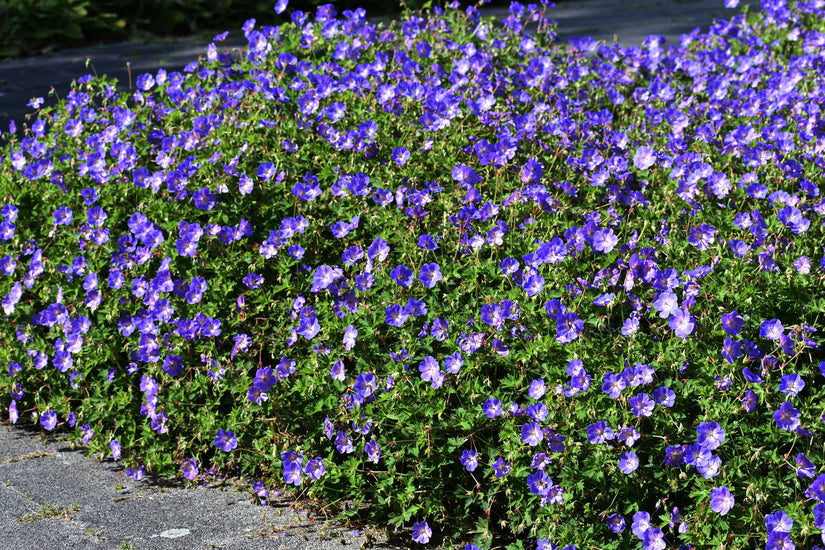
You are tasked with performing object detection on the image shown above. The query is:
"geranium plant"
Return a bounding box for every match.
[1,0,824,548]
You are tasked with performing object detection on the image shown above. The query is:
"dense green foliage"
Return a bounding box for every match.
[2,0,825,548]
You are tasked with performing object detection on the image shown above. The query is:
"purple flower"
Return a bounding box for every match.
[593,293,615,306]
[668,308,695,338]
[342,325,357,351]
[431,318,449,341]
[305,457,326,480]
[721,337,742,364]
[162,354,184,377]
[443,352,463,374]
[653,291,679,319]
[766,510,793,533]
[500,258,520,275]
[709,486,734,515]
[239,174,254,194]
[602,372,626,399]
[795,453,816,478]
[544,299,566,319]
[652,386,675,407]
[773,401,801,431]
[521,421,544,446]
[520,158,543,184]
[685,443,711,466]
[110,440,121,461]
[243,272,263,290]
[292,180,322,201]
[53,206,73,226]
[631,510,651,538]
[555,311,583,343]
[777,205,810,234]
[404,298,427,317]
[592,228,618,254]
[643,527,666,550]
[419,263,443,288]
[697,421,726,450]
[760,318,784,340]
[79,423,93,444]
[778,373,805,397]
[214,429,238,452]
[619,451,639,474]
[392,147,410,166]
[452,163,482,186]
[607,513,626,533]
[411,520,432,544]
[729,239,749,258]
[633,146,656,170]
[525,403,548,422]
[741,389,758,412]
[461,450,478,472]
[354,373,377,398]
[687,223,717,250]
[528,379,546,399]
[742,367,763,383]
[126,466,145,481]
[807,474,825,502]
[765,531,794,550]
[282,457,303,486]
[289,245,304,259]
[364,440,381,463]
[625,363,654,387]
[355,272,374,291]
[330,360,346,381]
[417,234,438,252]
[629,393,654,417]
[586,421,615,444]
[334,431,354,454]
[664,445,685,467]
[136,73,155,90]
[274,0,288,14]
[390,265,414,287]
[622,316,639,337]
[193,187,216,210]
[385,304,409,327]
[367,237,390,262]
[794,256,811,274]
[480,304,504,330]
[700,447,727,476]
[492,457,511,478]
[526,471,552,497]
[418,356,441,384]
[86,206,107,227]
[251,481,268,505]
[547,431,566,453]
[180,458,198,480]
[483,398,503,419]
[523,274,544,296]
[40,410,57,431]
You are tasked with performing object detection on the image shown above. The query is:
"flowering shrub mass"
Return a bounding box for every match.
[2,0,825,548]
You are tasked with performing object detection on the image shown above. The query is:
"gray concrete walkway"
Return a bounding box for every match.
[0,426,389,549]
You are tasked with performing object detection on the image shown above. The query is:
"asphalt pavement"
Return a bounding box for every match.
[0,0,756,548]
[0,0,756,134]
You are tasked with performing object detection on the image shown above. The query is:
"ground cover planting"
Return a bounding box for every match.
[1,0,824,547]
